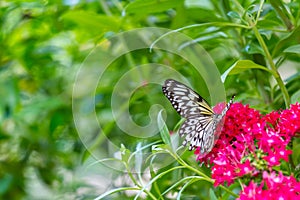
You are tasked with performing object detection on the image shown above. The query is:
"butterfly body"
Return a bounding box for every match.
[162,79,234,155]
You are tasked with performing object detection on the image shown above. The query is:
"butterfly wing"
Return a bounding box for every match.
[162,79,214,118]
[179,117,215,151]
[162,79,234,153]
[162,79,216,152]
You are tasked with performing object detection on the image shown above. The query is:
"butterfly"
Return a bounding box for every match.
[162,79,234,155]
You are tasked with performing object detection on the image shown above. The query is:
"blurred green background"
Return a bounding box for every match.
[0,0,299,199]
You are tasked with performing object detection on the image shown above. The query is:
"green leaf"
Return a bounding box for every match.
[125,0,184,15]
[0,174,13,194]
[221,60,275,82]
[49,111,66,133]
[283,44,300,54]
[209,188,218,200]
[173,118,185,132]
[157,110,172,147]
[227,11,241,20]
[81,149,92,163]
[293,138,300,165]
[135,166,186,200]
[177,178,199,200]
[16,96,63,124]
[273,26,300,57]
[291,90,300,104]
[186,8,221,22]
[270,0,293,30]
[161,176,204,197]
[61,10,120,33]
[151,144,170,152]
[120,144,131,162]
[95,187,140,200]
[229,60,272,74]
[259,30,272,40]
[245,42,264,55]
[257,19,283,29]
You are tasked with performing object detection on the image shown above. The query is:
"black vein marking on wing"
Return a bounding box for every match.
[162,79,214,118]
[178,117,214,151]
[162,79,234,153]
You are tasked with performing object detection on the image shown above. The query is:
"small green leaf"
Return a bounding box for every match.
[221,60,275,82]
[273,26,300,57]
[173,118,185,132]
[151,144,170,152]
[81,149,92,163]
[259,30,272,40]
[0,174,13,194]
[291,90,300,104]
[229,60,272,74]
[49,111,65,133]
[245,42,264,55]
[227,11,241,19]
[157,110,172,147]
[94,187,140,200]
[61,10,120,33]
[283,44,300,54]
[186,8,220,22]
[120,144,131,162]
[209,188,218,200]
[292,138,300,165]
[125,0,184,15]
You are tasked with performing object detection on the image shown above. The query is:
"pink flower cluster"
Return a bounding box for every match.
[194,102,300,198]
[239,171,300,199]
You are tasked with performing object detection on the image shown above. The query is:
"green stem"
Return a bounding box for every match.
[270,0,294,30]
[125,162,158,200]
[143,190,158,200]
[99,0,112,16]
[219,185,239,198]
[169,150,211,179]
[234,0,290,107]
[150,22,251,51]
[252,26,290,107]
[254,0,264,24]
[241,0,290,107]
[125,162,142,188]
[169,150,239,198]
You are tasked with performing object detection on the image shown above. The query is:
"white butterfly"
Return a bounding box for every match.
[162,79,234,154]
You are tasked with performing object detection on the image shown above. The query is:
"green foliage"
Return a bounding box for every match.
[0,0,299,199]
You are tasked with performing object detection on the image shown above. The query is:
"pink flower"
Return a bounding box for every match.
[194,102,300,188]
[239,172,300,199]
[236,160,255,176]
[238,181,262,200]
[278,103,300,135]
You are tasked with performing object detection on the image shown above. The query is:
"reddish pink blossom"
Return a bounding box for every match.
[278,103,300,135]
[238,172,300,199]
[194,102,300,190]
[238,181,262,200]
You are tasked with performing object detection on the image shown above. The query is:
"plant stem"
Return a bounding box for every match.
[235,0,290,107]
[169,150,239,198]
[270,0,294,30]
[242,0,291,107]
[125,162,158,200]
[252,26,290,107]
[125,162,142,188]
